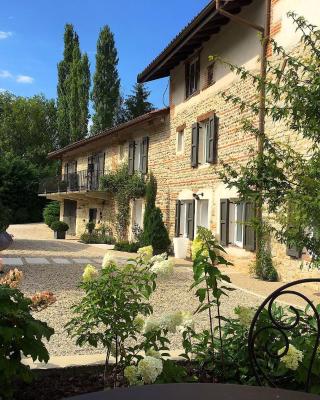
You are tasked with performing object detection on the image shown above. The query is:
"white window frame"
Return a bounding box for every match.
[176,130,184,154]
[198,121,209,165]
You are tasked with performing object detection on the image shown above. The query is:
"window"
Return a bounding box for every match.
[197,199,209,230]
[176,130,184,154]
[133,199,143,229]
[220,199,255,251]
[175,200,195,240]
[198,121,209,165]
[191,115,219,167]
[185,56,200,98]
[128,137,149,175]
[207,63,215,87]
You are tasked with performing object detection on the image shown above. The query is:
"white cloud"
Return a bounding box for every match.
[0,70,12,78]
[0,31,12,40]
[16,75,34,84]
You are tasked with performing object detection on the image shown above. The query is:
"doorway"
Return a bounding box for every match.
[63,200,77,235]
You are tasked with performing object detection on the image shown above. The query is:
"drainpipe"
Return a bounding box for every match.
[216,0,272,255]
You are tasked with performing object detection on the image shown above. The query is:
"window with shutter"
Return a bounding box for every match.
[128,141,135,175]
[175,200,181,237]
[185,56,200,98]
[243,202,256,251]
[140,137,149,174]
[206,115,218,164]
[220,199,229,246]
[191,123,199,167]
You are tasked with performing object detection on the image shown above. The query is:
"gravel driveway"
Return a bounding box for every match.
[2,223,263,357]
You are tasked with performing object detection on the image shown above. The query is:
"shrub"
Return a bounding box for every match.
[80,232,115,245]
[141,174,170,254]
[50,220,69,232]
[43,201,60,227]
[0,280,54,399]
[86,221,95,234]
[114,241,140,253]
[0,201,11,232]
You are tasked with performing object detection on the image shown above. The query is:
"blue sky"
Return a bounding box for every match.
[0,0,209,108]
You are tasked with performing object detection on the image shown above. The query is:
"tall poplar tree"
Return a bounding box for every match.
[124,83,155,121]
[91,25,120,134]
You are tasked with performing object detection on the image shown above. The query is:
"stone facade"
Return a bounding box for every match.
[43,0,320,285]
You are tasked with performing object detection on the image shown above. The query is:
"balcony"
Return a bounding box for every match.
[38,170,105,195]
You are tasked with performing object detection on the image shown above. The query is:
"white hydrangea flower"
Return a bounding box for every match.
[82,264,98,282]
[236,306,255,328]
[150,259,174,276]
[133,315,145,333]
[137,246,153,262]
[279,345,303,370]
[124,365,139,386]
[160,311,184,333]
[144,317,161,334]
[150,253,167,264]
[177,311,195,333]
[145,349,161,359]
[138,356,163,384]
[102,252,116,269]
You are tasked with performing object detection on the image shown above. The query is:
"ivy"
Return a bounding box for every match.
[100,163,146,240]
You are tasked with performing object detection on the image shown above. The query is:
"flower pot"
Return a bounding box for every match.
[0,231,13,251]
[173,237,189,259]
[54,230,66,240]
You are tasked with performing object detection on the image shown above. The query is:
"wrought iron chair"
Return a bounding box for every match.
[248,278,320,393]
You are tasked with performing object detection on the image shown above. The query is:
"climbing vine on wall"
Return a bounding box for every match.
[100,163,146,240]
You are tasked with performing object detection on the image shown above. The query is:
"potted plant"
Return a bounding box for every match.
[0,203,13,252]
[50,220,69,240]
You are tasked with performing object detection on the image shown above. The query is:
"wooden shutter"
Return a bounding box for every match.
[220,199,229,247]
[128,141,135,175]
[207,115,219,164]
[185,62,190,98]
[186,200,195,240]
[175,200,181,237]
[191,123,199,167]
[140,137,149,174]
[244,202,256,251]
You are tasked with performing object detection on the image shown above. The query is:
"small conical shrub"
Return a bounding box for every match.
[141,173,170,254]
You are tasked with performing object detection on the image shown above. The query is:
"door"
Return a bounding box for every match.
[88,153,105,190]
[63,200,77,235]
[89,208,97,224]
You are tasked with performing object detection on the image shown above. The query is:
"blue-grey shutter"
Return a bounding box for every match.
[191,123,199,167]
[141,137,149,174]
[175,200,181,237]
[220,199,229,247]
[187,200,195,240]
[244,202,256,251]
[207,115,219,164]
[128,141,135,175]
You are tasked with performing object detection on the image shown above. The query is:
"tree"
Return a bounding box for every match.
[0,92,58,167]
[124,83,155,121]
[141,173,170,254]
[91,25,120,133]
[57,24,76,148]
[218,13,320,276]
[57,25,90,146]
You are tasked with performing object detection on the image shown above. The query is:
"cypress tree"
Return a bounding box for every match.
[57,24,76,147]
[91,25,120,134]
[57,24,90,145]
[125,83,155,121]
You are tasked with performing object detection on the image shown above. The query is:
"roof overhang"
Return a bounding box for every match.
[138,0,253,83]
[48,108,169,160]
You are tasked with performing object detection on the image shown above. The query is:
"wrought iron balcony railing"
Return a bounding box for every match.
[38,170,105,194]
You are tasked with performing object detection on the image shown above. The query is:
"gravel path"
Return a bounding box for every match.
[18,262,261,357]
[2,223,263,357]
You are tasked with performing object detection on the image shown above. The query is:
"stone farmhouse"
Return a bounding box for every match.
[39,0,320,282]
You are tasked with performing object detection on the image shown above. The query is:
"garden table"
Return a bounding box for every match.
[67,383,320,400]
